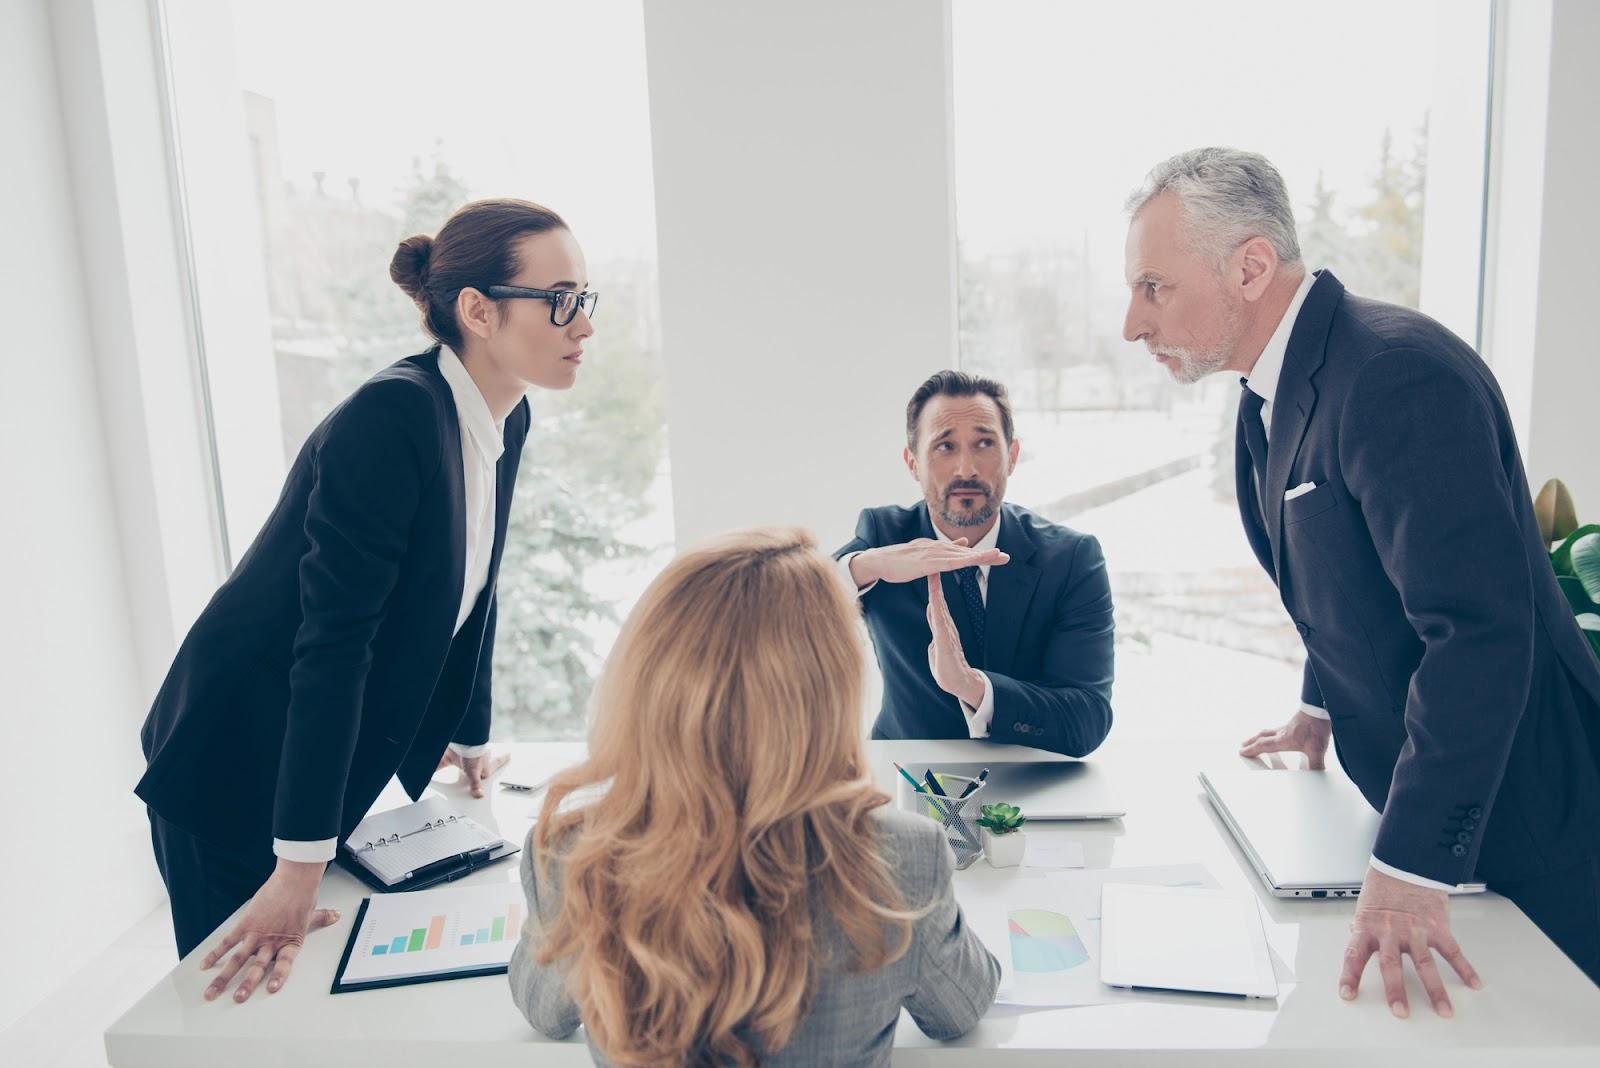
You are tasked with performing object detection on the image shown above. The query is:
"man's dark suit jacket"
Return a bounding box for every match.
[1238,270,1600,885]
[137,348,530,851]
[835,502,1114,757]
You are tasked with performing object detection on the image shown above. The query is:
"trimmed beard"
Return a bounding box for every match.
[1155,298,1244,384]
[940,499,996,528]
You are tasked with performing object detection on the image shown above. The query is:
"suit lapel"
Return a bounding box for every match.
[485,404,526,586]
[1264,270,1340,579]
[984,507,1041,678]
[426,352,469,622]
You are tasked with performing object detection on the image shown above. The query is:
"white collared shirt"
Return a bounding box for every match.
[840,511,1002,739]
[1242,268,1317,435]
[1243,271,1331,723]
[435,345,506,637]
[273,347,506,864]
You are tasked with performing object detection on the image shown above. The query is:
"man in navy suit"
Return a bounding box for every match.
[1123,148,1600,1009]
[834,371,1115,757]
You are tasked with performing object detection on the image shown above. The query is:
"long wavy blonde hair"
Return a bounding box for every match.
[533,527,919,1066]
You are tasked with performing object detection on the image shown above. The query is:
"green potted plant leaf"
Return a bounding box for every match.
[976,802,1028,868]
[1536,478,1600,661]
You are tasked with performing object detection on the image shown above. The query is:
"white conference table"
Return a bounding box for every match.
[107,736,1600,1066]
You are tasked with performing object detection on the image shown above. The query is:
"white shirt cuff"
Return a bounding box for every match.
[838,551,878,598]
[959,674,995,739]
[449,741,491,758]
[1369,854,1458,892]
[1298,702,1330,721]
[273,837,337,864]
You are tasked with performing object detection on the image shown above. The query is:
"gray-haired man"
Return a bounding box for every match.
[1122,147,1600,1011]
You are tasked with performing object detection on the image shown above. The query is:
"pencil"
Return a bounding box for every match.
[893,762,928,794]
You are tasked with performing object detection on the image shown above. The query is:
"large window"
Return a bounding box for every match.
[953,0,1493,740]
[169,0,670,739]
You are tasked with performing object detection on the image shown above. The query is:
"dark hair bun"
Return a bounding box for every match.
[389,234,434,305]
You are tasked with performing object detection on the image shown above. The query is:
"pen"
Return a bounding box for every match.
[958,768,989,799]
[404,844,494,882]
[501,773,555,794]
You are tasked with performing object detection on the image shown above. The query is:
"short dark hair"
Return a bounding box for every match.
[390,198,568,350]
[905,370,1015,450]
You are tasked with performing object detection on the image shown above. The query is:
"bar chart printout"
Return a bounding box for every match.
[336,881,527,990]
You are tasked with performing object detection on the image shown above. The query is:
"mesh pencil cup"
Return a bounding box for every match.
[905,771,986,870]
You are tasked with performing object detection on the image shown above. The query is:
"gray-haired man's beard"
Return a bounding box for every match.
[1159,344,1230,384]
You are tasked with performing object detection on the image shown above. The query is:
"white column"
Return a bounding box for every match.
[1482,0,1600,511]
[643,0,959,549]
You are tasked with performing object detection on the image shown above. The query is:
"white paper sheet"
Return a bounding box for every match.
[966,863,1221,1007]
[1021,838,1086,869]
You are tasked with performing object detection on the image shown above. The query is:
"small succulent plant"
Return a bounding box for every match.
[976,802,1027,835]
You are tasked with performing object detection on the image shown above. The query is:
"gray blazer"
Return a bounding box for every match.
[508,805,1000,1065]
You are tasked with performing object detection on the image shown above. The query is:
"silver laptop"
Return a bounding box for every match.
[1200,765,1486,898]
[898,759,1124,820]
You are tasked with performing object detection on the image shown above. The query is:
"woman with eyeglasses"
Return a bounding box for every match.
[511,528,1000,1066]
[136,197,598,1002]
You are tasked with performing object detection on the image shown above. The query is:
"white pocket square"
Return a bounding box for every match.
[1284,482,1318,501]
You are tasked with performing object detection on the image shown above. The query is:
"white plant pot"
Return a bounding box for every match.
[982,828,1026,868]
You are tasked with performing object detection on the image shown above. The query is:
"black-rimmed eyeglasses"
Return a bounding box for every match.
[481,285,600,327]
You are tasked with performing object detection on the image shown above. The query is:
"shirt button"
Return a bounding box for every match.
[1452,844,1468,858]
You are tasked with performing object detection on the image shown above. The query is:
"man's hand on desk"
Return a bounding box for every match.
[200,859,339,1003]
[435,747,512,798]
[1238,709,1332,769]
[1341,864,1483,1018]
[848,537,1008,588]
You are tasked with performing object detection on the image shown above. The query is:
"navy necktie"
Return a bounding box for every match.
[956,565,986,667]
[1240,380,1270,509]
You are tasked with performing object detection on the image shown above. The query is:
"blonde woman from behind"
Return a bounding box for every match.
[509,527,1000,1066]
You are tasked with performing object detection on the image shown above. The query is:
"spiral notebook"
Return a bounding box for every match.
[338,795,517,891]
[331,880,527,993]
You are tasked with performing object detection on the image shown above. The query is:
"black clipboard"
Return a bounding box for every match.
[335,838,519,893]
[330,897,515,994]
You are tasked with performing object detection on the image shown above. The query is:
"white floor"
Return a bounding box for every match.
[0,905,176,1068]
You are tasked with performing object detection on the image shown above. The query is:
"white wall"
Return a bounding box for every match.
[1483,0,1600,513]
[1522,0,1600,512]
[643,0,959,550]
[0,0,227,1031]
[0,0,157,1032]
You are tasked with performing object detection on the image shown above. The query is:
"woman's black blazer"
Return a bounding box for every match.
[136,348,530,851]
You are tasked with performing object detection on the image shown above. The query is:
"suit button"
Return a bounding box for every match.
[1467,806,1483,820]
[1294,622,1310,637]
[1456,831,1472,844]
[1460,818,1477,831]
[1013,724,1024,734]
[1452,844,1468,858]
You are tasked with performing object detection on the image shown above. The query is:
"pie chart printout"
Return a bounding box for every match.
[1008,907,1090,973]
